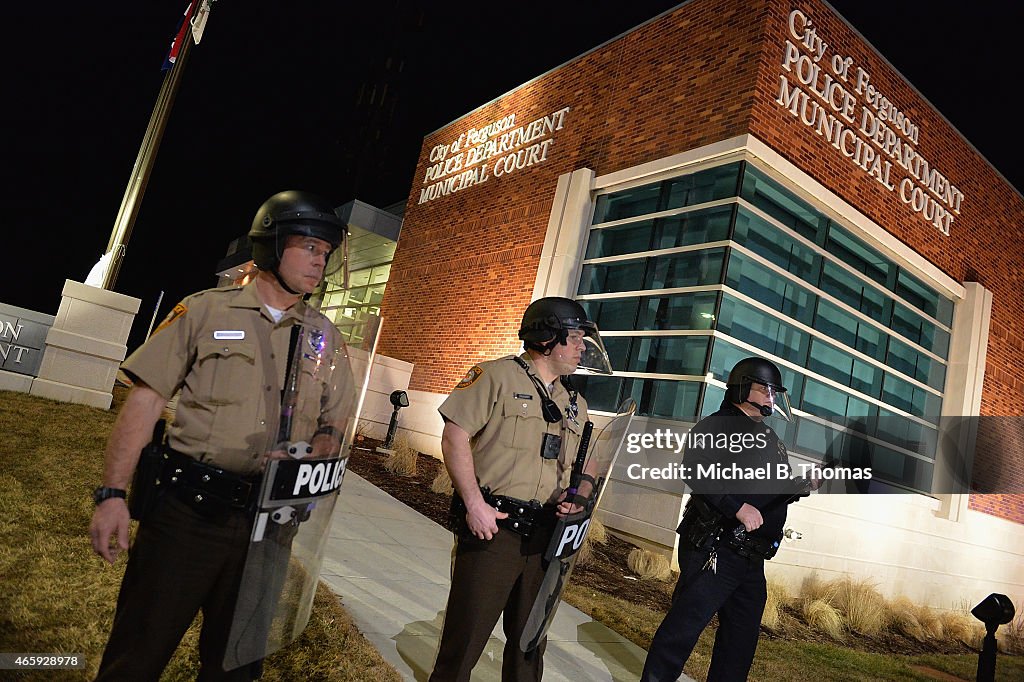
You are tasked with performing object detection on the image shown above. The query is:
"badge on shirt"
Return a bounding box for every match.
[153,303,187,335]
[306,328,325,359]
[455,365,483,389]
[213,330,245,340]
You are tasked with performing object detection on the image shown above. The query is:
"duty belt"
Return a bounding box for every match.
[163,448,261,514]
[679,497,781,560]
[449,487,556,538]
[723,525,781,560]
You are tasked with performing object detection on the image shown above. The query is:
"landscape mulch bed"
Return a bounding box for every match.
[346,438,979,658]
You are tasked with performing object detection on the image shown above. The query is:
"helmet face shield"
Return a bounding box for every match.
[323,245,346,279]
[575,321,613,375]
[747,380,792,421]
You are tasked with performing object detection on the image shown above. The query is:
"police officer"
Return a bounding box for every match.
[641,357,817,682]
[89,191,351,681]
[429,297,612,682]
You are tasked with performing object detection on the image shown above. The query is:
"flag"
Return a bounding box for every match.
[191,0,212,45]
[162,2,195,71]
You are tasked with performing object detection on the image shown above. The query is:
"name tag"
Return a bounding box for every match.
[213,330,245,340]
[514,393,533,400]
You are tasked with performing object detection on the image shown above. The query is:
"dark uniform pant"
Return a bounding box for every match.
[96,494,254,681]
[429,529,549,682]
[641,543,767,682]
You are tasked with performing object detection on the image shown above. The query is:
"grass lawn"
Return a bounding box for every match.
[565,575,1023,681]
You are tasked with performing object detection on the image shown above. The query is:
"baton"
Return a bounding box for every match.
[278,325,303,445]
[567,421,594,497]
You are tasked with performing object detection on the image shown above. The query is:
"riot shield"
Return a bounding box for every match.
[520,398,637,652]
[222,309,375,671]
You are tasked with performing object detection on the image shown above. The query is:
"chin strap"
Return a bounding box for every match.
[272,268,302,296]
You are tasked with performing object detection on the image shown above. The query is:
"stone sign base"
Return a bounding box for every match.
[30,280,141,409]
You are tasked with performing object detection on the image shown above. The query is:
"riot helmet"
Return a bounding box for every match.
[726,357,792,420]
[518,297,613,375]
[248,191,347,292]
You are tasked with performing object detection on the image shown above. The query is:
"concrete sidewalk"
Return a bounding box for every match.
[320,471,689,681]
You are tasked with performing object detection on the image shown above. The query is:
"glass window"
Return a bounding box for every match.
[654,206,732,250]
[701,383,726,417]
[579,376,701,419]
[886,337,946,390]
[581,248,725,294]
[578,298,639,331]
[642,379,701,419]
[812,298,856,348]
[876,410,938,458]
[578,258,647,295]
[625,336,710,375]
[812,299,886,361]
[593,163,741,225]
[850,357,882,398]
[740,165,827,243]
[717,296,809,365]
[881,374,941,424]
[777,366,806,409]
[725,251,815,324]
[602,336,632,374]
[573,375,625,413]
[635,292,719,331]
[733,207,821,283]
[825,225,892,288]
[819,261,887,320]
[587,207,733,260]
[593,183,661,224]
[645,248,725,289]
[708,337,751,383]
[581,161,951,492]
[896,269,953,326]
[853,318,886,362]
[891,303,950,357]
[664,163,741,210]
[795,419,836,460]
[870,445,934,491]
[801,378,849,420]
[807,338,882,398]
[585,219,655,259]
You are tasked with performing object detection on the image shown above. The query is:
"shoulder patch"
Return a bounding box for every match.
[455,365,484,389]
[153,302,187,335]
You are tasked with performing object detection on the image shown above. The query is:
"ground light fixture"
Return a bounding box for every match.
[377,390,410,454]
[971,592,1015,682]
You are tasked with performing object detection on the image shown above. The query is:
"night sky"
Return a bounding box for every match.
[4,1,1021,352]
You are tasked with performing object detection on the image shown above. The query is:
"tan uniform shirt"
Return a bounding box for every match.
[439,353,589,503]
[122,281,353,476]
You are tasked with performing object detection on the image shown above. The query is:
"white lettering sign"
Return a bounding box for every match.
[554,518,590,558]
[419,106,571,204]
[776,10,965,236]
[292,459,345,497]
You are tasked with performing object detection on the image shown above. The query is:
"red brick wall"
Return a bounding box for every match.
[380,0,769,393]
[379,0,1024,522]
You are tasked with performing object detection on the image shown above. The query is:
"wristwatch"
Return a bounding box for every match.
[93,486,127,506]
